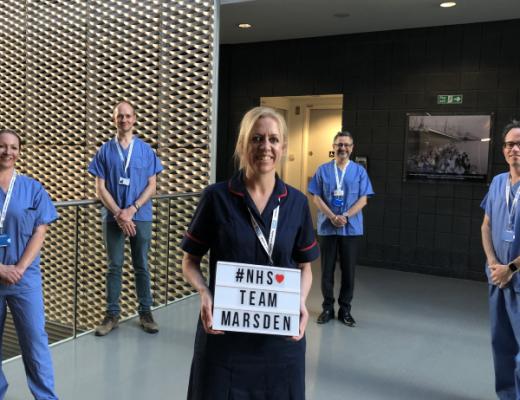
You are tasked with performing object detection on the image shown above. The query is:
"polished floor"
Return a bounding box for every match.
[3,265,495,400]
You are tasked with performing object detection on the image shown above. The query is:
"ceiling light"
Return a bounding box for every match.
[440,2,457,7]
[237,23,252,29]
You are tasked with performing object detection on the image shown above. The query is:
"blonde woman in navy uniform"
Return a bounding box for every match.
[181,107,319,399]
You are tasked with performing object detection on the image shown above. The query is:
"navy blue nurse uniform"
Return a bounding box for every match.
[181,171,319,400]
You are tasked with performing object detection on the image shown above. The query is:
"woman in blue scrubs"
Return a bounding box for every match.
[181,107,319,400]
[0,129,59,400]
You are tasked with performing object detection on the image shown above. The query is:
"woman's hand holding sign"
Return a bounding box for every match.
[200,287,224,335]
[290,262,312,342]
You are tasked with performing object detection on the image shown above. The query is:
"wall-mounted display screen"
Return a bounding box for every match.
[404,114,492,182]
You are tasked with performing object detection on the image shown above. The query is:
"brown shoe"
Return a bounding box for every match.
[95,314,119,336]
[139,312,159,334]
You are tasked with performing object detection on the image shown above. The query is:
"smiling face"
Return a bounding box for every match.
[245,116,285,177]
[113,102,136,135]
[503,127,520,174]
[0,132,20,171]
[333,135,354,162]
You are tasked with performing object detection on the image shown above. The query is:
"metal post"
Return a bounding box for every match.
[72,205,80,337]
[165,198,172,304]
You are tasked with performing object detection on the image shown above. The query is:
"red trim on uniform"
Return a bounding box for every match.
[186,232,208,246]
[278,184,288,199]
[299,239,317,252]
[228,179,245,197]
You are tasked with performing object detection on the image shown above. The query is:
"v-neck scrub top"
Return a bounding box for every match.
[481,172,520,282]
[308,160,374,236]
[0,175,58,293]
[87,137,163,222]
[181,171,319,400]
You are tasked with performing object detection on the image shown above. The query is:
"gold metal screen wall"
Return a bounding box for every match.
[0,0,214,332]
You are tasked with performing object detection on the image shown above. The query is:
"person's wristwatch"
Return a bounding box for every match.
[509,261,518,273]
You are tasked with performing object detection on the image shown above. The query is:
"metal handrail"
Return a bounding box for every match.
[2,192,203,363]
[53,191,202,207]
[51,191,202,338]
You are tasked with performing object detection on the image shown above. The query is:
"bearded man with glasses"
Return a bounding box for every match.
[481,120,520,399]
[308,131,374,327]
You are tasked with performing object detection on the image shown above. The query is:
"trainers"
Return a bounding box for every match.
[95,314,119,336]
[139,312,159,334]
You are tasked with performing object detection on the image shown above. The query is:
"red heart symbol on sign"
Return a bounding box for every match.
[275,274,284,283]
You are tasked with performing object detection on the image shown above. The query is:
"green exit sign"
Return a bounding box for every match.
[437,94,463,104]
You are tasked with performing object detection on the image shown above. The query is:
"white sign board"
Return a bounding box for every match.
[212,261,301,336]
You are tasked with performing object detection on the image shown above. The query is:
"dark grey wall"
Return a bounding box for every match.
[216,20,520,280]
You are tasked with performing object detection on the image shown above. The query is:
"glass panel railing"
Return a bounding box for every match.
[2,192,201,361]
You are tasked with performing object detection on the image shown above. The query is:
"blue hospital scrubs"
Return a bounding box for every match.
[88,137,163,316]
[0,175,59,400]
[308,160,374,314]
[87,137,163,222]
[181,171,319,400]
[481,172,520,399]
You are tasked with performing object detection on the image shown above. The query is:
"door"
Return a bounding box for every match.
[305,108,342,227]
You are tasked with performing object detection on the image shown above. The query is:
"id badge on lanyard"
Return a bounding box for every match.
[332,161,347,209]
[502,230,515,243]
[248,203,279,266]
[504,177,520,243]
[115,137,134,186]
[0,172,16,248]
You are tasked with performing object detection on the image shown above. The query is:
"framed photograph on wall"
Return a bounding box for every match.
[355,156,368,171]
[403,113,493,182]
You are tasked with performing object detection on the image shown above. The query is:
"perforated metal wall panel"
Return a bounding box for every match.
[0,0,214,337]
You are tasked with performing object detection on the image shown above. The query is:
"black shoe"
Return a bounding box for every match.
[338,312,356,327]
[317,309,334,324]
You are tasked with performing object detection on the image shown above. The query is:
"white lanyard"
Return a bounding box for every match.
[248,203,280,266]
[505,176,520,229]
[114,136,135,177]
[0,171,16,232]
[334,160,349,191]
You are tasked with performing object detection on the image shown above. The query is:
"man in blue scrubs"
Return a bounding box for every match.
[88,101,163,336]
[308,131,374,326]
[481,120,520,399]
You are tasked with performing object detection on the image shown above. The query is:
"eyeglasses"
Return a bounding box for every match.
[503,141,520,150]
[334,143,353,148]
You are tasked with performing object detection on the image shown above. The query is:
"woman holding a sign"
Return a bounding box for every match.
[0,130,59,399]
[181,107,319,400]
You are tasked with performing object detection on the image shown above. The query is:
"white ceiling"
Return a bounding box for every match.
[220,0,520,44]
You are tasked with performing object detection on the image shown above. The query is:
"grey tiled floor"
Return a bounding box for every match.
[2,265,495,400]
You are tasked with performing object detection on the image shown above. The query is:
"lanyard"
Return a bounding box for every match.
[0,171,16,232]
[334,160,349,191]
[114,136,135,177]
[247,203,280,266]
[505,176,520,229]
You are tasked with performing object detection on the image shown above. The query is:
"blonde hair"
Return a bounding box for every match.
[233,106,288,171]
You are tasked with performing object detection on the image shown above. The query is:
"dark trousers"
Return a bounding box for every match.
[319,235,359,314]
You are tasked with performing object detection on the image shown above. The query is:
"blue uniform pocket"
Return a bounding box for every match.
[21,209,37,236]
